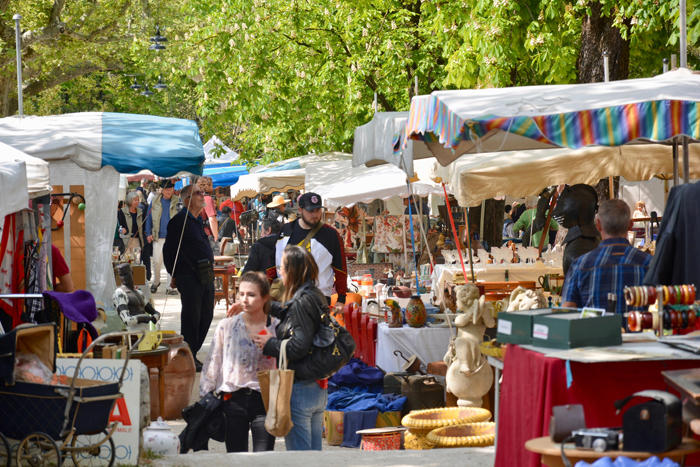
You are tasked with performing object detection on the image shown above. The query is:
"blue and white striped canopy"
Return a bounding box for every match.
[0,112,205,177]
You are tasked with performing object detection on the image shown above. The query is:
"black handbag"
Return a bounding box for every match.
[291,312,356,381]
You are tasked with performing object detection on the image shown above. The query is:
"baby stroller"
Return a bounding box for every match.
[0,323,141,466]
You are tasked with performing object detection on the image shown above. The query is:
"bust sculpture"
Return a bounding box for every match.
[552,184,601,275]
[443,283,494,407]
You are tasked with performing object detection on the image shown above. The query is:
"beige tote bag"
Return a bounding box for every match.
[259,339,294,437]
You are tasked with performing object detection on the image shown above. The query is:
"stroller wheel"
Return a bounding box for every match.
[70,430,115,467]
[16,432,60,467]
[0,432,10,467]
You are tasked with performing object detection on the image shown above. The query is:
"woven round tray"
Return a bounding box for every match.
[401,407,492,435]
[426,422,496,447]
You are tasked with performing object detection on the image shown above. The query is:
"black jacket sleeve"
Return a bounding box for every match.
[263,293,319,363]
[242,243,261,273]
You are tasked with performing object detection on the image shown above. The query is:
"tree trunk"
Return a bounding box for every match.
[577,2,630,83]
[578,2,627,202]
[467,199,504,250]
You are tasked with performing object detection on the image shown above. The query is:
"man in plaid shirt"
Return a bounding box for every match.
[562,199,651,314]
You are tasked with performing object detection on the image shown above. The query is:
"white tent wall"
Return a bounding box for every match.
[619,177,667,216]
[0,159,28,220]
[49,160,119,308]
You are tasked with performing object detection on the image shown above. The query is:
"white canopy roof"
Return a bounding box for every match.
[406,68,700,164]
[204,135,239,164]
[305,159,443,210]
[434,143,700,207]
[0,142,51,219]
[230,168,306,201]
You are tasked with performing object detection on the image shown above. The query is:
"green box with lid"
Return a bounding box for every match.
[496,308,554,345]
[530,312,622,349]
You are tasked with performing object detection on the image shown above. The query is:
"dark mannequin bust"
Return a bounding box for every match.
[553,184,601,275]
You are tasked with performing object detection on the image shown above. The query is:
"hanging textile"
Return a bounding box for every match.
[0,213,25,329]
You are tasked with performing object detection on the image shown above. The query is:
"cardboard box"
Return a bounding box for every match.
[376,411,401,428]
[496,309,554,345]
[531,312,622,349]
[114,265,146,286]
[324,410,344,445]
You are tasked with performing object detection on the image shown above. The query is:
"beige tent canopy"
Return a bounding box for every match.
[433,143,700,207]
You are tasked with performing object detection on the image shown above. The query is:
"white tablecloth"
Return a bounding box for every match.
[376,322,454,373]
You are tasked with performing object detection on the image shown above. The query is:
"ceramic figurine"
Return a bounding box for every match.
[444,283,494,407]
[405,296,427,327]
[506,286,547,311]
[385,299,403,328]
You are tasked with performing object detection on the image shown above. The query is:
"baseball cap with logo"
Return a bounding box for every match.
[298,192,323,210]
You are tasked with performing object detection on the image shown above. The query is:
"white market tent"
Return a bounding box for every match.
[305,159,442,210]
[230,152,352,200]
[204,135,239,164]
[0,142,51,220]
[230,168,306,201]
[433,144,700,207]
[405,68,700,165]
[0,112,205,308]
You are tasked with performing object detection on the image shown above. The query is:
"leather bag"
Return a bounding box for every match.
[290,311,356,381]
[259,339,294,437]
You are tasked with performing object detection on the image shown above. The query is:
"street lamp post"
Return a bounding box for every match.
[13,14,23,118]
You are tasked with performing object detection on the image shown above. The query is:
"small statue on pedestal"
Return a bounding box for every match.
[444,283,495,407]
[113,263,160,331]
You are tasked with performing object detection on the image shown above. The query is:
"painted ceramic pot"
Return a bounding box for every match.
[143,417,180,456]
[405,296,427,328]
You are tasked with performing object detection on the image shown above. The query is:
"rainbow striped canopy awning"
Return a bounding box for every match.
[405,68,700,165]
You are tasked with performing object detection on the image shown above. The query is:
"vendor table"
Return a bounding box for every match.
[375,322,453,373]
[495,343,700,467]
[525,436,700,467]
[431,263,562,305]
[130,345,168,420]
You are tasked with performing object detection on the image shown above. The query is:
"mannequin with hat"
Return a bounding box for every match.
[275,192,348,307]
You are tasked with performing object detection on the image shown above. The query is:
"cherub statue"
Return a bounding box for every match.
[443,283,495,407]
[506,286,547,311]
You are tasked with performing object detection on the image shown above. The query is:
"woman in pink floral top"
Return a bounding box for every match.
[200,271,278,452]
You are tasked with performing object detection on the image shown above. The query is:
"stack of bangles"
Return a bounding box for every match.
[627,308,698,332]
[623,284,696,307]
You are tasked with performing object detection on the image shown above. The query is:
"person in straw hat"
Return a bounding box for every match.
[267,194,290,224]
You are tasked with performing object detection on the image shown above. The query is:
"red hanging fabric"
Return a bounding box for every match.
[0,214,25,328]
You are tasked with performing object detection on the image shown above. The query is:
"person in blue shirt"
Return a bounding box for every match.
[145,180,180,294]
[561,199,651,314]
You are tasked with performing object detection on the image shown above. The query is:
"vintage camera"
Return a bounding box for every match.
[572,428,622,452]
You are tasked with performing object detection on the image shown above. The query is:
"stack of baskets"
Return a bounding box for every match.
[401,406,495,449]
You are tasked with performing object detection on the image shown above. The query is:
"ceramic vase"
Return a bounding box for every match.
[405,296,427,328]
[143,416,180,456]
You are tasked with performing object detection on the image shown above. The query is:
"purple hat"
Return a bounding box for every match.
[298,192,323,210]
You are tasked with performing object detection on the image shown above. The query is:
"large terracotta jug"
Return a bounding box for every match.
[149,334,196,420]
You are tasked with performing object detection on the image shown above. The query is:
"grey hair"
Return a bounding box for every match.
[596,199,631,236]
[125,191,140,205]
[180,184,195,199]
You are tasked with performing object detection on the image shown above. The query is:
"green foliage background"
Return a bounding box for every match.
[2,0,698,164]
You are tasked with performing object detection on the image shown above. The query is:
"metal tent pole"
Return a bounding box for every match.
[680,0,688,68]
[672,139,679,186]
[13,14,23,118]
[682,136,690,184]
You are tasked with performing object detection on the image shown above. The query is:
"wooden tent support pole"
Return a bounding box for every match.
[608,176,614,199]
[537,187,562,257]
[464,207,476,283]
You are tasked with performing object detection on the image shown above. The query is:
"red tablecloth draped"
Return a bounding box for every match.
[495,344,700,467]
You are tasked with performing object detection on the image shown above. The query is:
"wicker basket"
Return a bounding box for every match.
[401,407,492,436]
[426,422,496,447]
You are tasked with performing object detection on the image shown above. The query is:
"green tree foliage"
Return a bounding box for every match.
[1,1,698,163]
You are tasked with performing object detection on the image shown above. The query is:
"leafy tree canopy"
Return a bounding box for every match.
[2,0,698,164]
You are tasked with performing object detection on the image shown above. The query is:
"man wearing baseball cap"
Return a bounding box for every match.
[145,179,180,294]
[275,192,347,306]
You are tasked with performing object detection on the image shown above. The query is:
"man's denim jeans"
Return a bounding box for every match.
[284,380,328,450]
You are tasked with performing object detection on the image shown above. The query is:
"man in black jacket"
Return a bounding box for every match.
[242,218,281,280]
[163,184,214,371]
